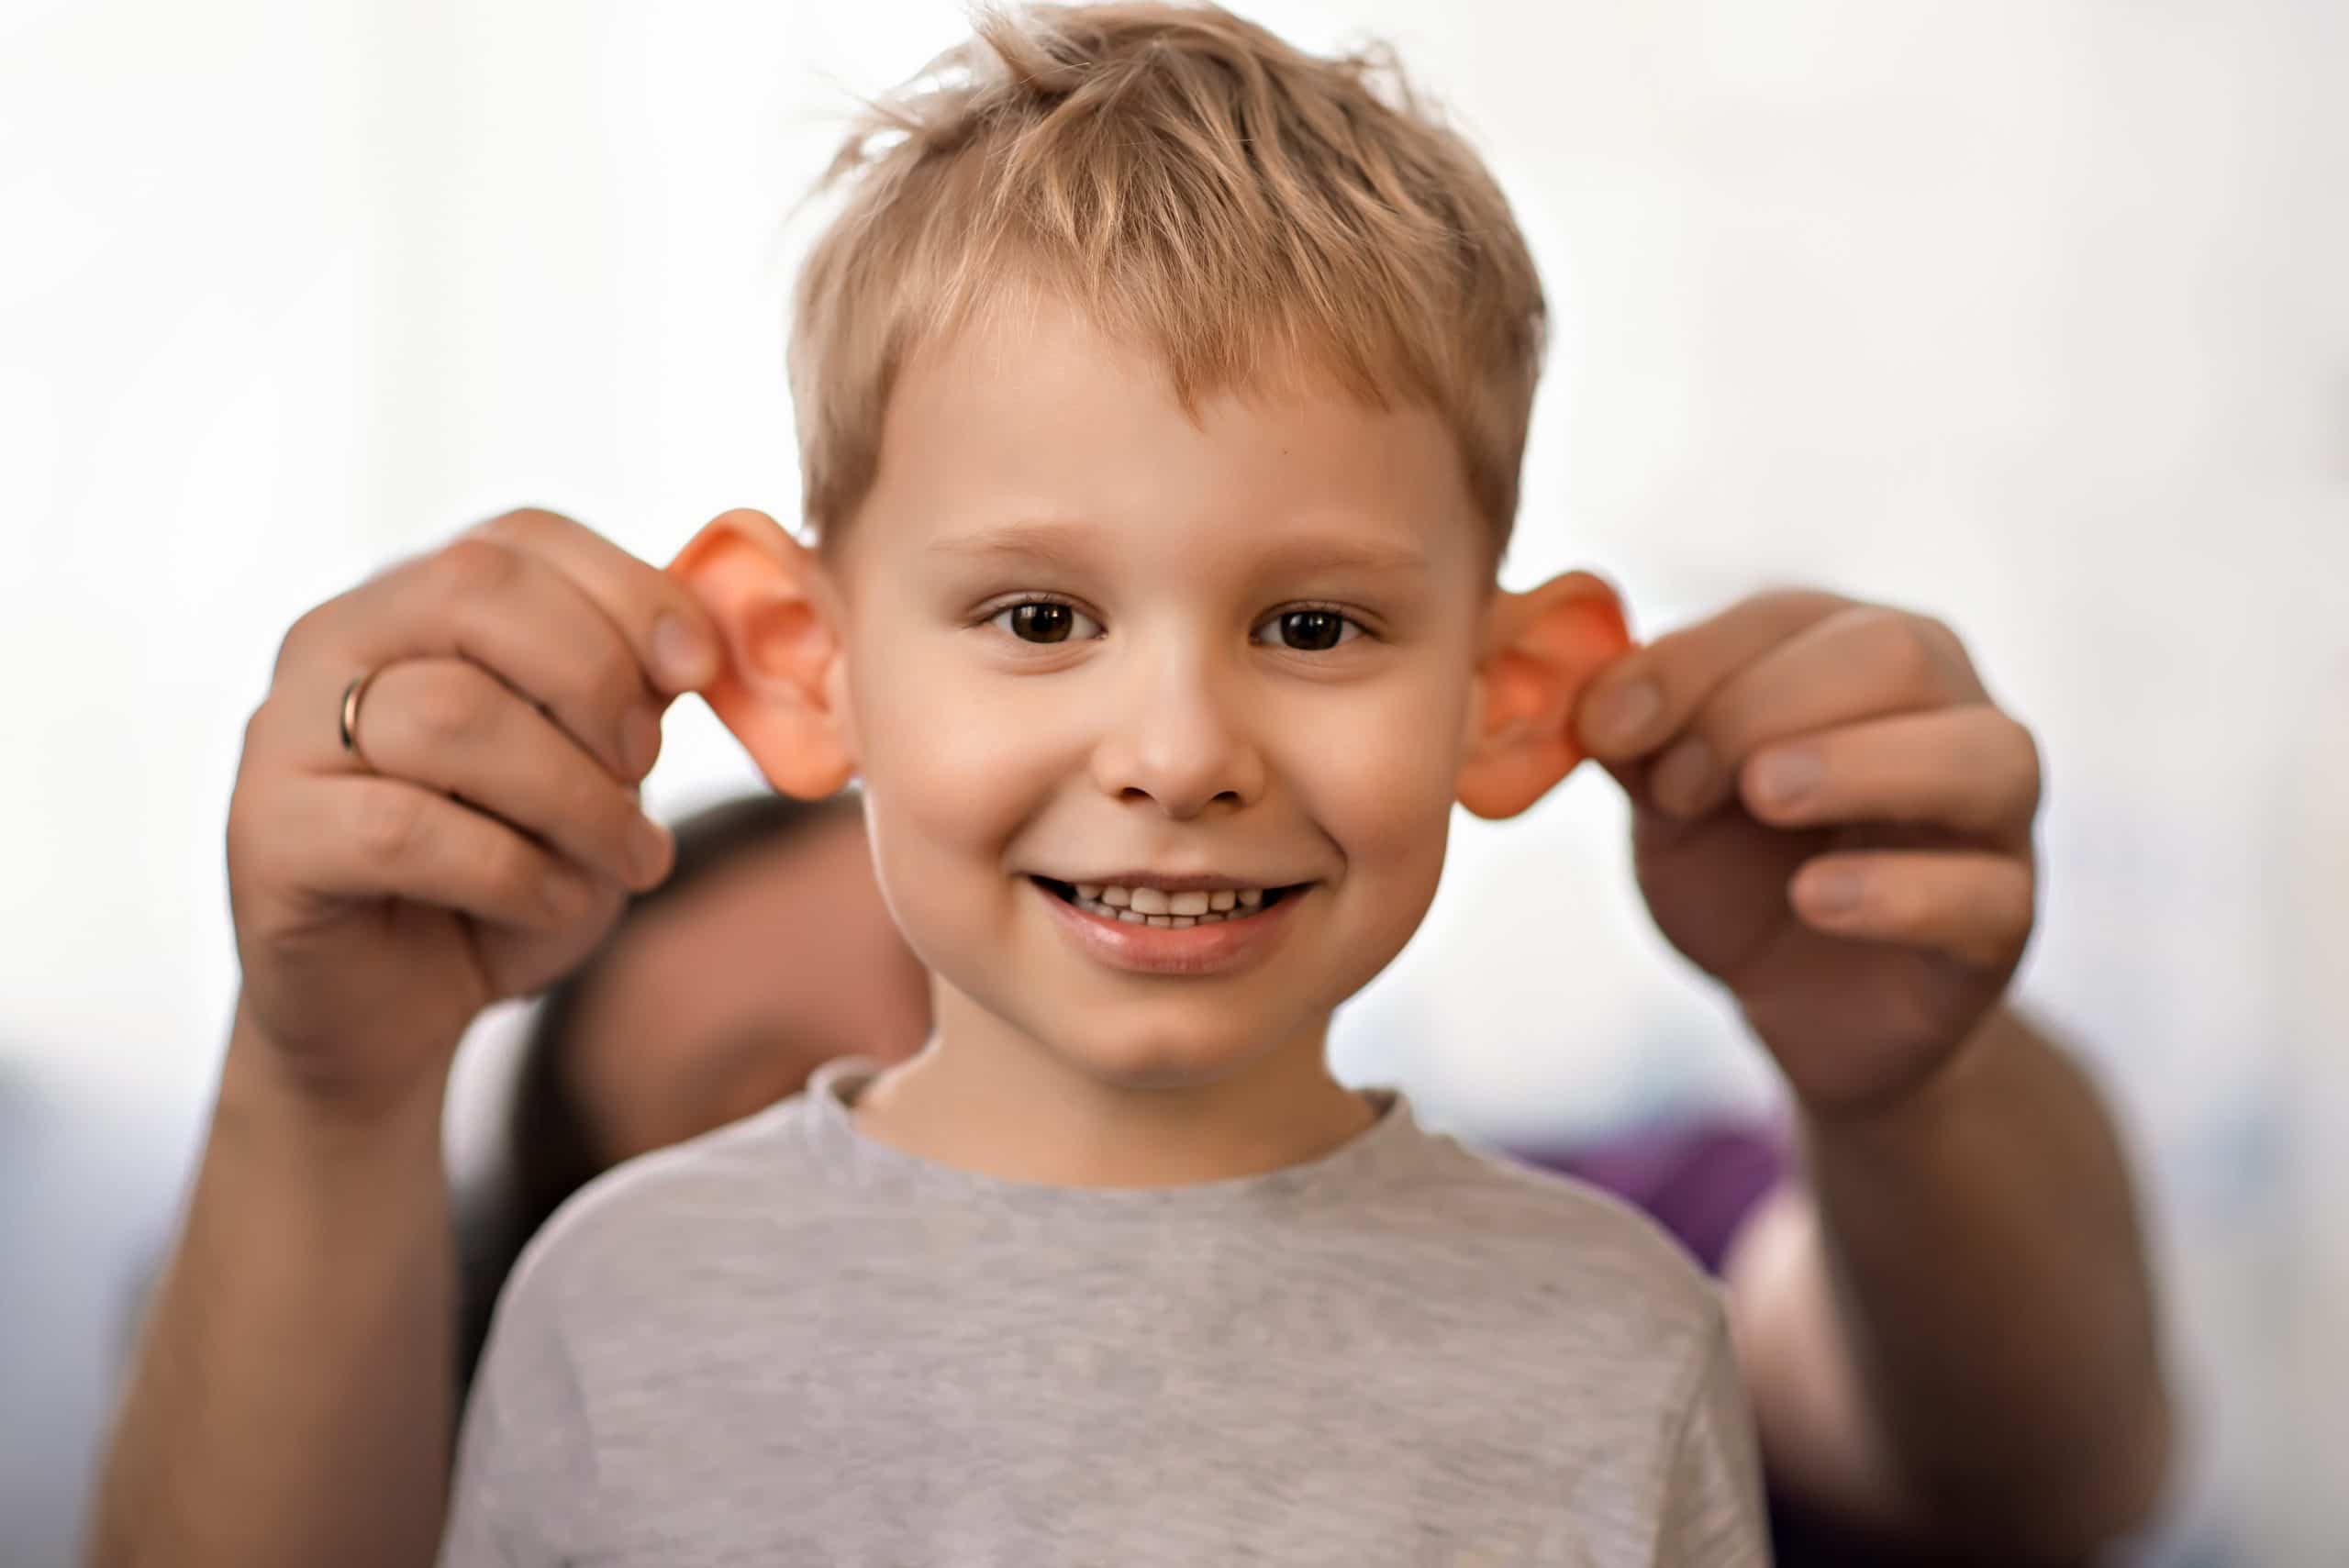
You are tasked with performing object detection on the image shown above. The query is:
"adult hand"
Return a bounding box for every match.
[1575,590,2040,1117]
[224,506,720,1110]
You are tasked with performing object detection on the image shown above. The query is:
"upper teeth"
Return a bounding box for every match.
[1074,883,1271,926]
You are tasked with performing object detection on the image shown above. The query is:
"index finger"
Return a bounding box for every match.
[1574,587,1852,762]
[471,507,721,697]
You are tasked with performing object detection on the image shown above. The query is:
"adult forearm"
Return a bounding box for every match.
[87,1008,457,1568]
[1802,1006,2170,1555]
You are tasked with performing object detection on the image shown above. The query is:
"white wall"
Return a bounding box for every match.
[5,1,2344,1560]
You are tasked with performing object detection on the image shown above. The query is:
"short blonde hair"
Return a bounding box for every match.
[789,2,1545,553]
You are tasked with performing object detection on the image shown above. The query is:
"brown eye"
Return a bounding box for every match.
[1260,608,1360,651]
[992,600,1099,643]
[1012,603,1072,642]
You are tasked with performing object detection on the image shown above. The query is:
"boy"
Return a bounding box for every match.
[442,5,1770,1562]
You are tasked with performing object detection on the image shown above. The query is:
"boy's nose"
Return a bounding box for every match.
[1088,655,1266,820]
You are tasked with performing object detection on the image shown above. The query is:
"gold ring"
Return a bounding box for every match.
[338,667,382,767]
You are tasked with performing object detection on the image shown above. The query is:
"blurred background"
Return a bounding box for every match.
[3,0,2343,1562]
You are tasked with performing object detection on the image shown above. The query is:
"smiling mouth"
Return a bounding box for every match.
[1030,876,1307,929]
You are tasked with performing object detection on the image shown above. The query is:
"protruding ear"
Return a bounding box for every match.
[1456,571,1634,819]
[667,508,856,799]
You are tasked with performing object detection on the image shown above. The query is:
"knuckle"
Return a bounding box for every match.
[473,506,568,550]
[224,778,270,874]
[407,666,494,748]
[1914,614,1974,683]
[238,700,273,762]
[2005,717,2045,809]
[1860,608,1940,690]
[1754,584,1847,620]
[433,535,521,598]
[226,725,295,878]
[351,785,426,866]
[273,601,335,675]
[1914,613,1960,656]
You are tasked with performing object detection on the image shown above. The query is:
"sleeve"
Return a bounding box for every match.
[437,1254,598,1568]
[1654,1306,1770,1567]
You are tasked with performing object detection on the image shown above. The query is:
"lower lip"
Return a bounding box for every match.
[1032,880,1305,976]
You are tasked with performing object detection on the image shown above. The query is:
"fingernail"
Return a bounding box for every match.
[1805,867,1864,915]
[620,708,662,779]
[1651,737,1713,817]
[1751,746,1821,808]
[629,815,674,885]
[653,615,712,690]
[1585,680,1660,750]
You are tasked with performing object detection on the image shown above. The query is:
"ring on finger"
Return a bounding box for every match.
[338,666,385,769]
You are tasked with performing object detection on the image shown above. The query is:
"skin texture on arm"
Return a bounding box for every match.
[1728,1006,2171,1561]
[86,1009,456,1568]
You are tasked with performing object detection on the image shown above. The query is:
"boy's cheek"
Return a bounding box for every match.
[1284,686,1469,842]
[1311,755,1455,875]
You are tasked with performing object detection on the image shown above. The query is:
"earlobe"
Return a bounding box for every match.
[1456,571,1634,820]
[667,508,857,799]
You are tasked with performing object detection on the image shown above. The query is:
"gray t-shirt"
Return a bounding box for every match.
[442,1060,1766,1566]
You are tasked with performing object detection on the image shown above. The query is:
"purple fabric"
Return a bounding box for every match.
[1512,1118,1791,1278]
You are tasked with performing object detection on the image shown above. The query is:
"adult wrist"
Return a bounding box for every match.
[217,999,451,1170]
[1794,1005,2024,1152]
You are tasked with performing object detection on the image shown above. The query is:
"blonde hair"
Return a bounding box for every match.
[789,2,1545,553]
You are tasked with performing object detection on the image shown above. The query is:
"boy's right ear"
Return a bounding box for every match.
[666,508,856,799]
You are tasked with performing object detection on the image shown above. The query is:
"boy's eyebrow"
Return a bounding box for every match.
[1247,533,1429,578]
[925,520,1100,569]
[927,519,1429,576]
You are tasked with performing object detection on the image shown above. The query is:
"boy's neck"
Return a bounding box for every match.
[851,986,1377,1189]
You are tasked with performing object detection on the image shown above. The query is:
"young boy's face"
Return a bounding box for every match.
[818,295,1502,1091]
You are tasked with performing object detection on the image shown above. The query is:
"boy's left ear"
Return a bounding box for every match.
[1456,571,1634,820]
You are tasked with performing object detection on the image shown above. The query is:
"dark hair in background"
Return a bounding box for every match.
[456,788,866,1390]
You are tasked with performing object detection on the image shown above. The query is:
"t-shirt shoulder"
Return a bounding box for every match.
[1423,1130,1720,1290]
[1385,1125,1731,1356]
[492,1093,822,1329]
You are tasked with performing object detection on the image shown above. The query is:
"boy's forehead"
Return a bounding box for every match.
[870,295,1486,562]
[902,284,1399,422]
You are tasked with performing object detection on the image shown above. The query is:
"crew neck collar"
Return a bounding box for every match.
[796,1056,1429,1217]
